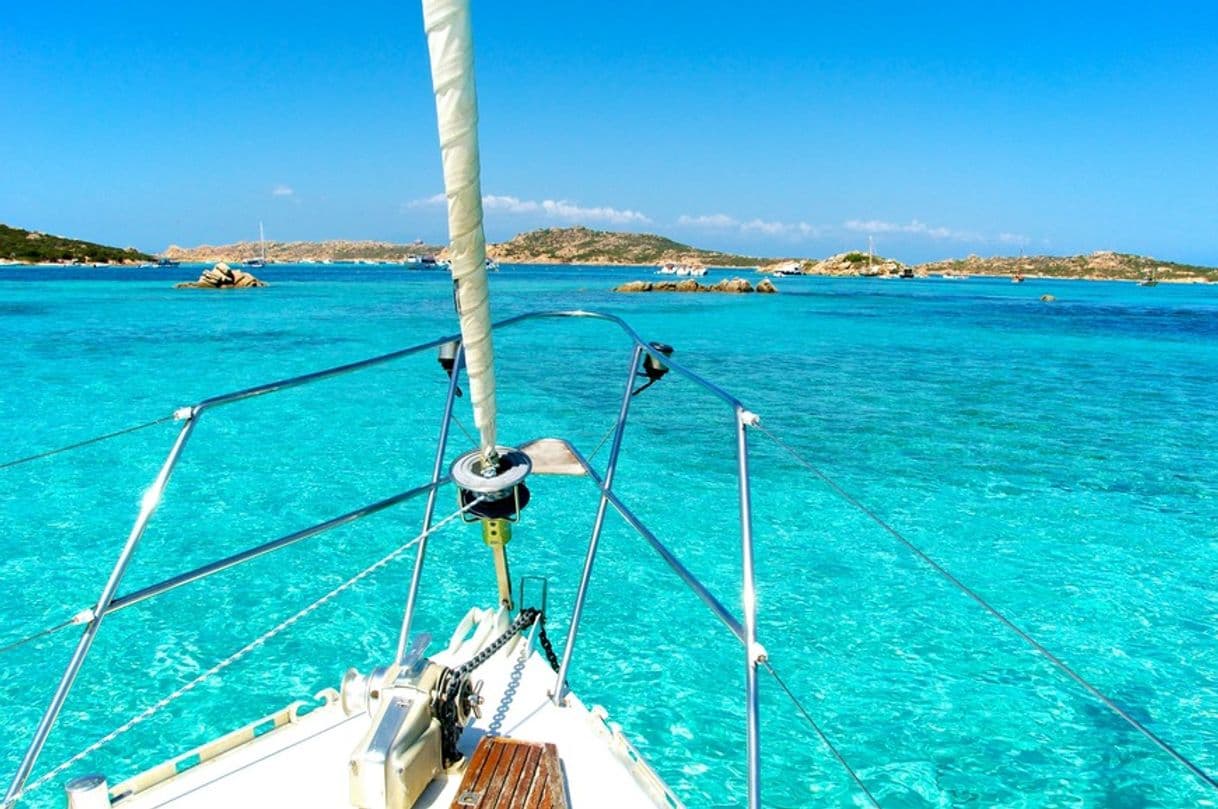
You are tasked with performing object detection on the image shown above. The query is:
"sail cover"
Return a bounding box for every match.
[422,0,497,460]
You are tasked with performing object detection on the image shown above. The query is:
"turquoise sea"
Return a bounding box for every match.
[1,264,1215,807]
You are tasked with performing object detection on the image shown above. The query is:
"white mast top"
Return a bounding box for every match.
[422,0,497,462]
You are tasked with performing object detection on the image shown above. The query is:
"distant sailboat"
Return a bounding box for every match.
[859,236,882,277]
[246,222,267,268]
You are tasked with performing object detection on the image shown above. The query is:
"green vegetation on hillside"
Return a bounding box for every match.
[0,224,152,264]
[495,226,763,267]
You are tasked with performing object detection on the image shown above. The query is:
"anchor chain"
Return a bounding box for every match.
[432,607,561,764]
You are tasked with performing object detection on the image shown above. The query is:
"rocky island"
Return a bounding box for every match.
[174,262,267,289]
[8,222,1215,284]
[615,277,776,293]
[161,239,445,264]
[163,228,1216,283]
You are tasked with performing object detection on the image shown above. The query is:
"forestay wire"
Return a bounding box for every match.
[1,499,482,809]
[753,422,1218,792]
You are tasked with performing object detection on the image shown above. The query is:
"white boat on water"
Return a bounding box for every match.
[244,223,268,268]
[771,262,802,277]
[656,263,705,277]
[407,255,450,271]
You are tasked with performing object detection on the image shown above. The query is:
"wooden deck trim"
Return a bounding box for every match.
[451,737,568,809]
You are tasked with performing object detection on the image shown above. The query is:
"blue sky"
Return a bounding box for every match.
[1,1,1216,263]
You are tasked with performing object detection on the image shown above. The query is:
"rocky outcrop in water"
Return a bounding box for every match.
[174,262,267,289]
[614,277,776,294]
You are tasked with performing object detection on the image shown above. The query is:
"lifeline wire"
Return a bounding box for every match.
[0,415,175,471]
[763,661,881,807]
[2,499,482,809]
[753,422,1218,792]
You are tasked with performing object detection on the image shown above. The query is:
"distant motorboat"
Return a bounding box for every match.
[1138,267,1160,287]
[1012,273,1025,284]
[156,258,180,267]
[409,255,447,270]
[771,262,803,277]
[899,267,915,279]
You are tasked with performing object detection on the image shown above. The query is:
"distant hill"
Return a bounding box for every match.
[162,226,763,268]
[916,252,1217,282]
[162,239,445,263]
[0,224,152,264]
[158,228,1217,283]
[488,226,763,267]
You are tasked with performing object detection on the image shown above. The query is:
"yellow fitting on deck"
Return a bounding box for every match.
[481,518,513,609]
[481,518,511,547]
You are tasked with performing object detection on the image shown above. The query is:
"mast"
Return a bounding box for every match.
[422,0,497,464]
[259,221,266,263]
[868,235,874,273]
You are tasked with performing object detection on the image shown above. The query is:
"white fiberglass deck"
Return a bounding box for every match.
[110,617,677,809]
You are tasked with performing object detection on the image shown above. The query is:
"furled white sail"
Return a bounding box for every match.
[422,0,497,460]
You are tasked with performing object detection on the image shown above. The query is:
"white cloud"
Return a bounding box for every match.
[407,193,650,224]
[483,195,539,213]
[271,184,294,197]
[540,199,650,224]
[407,193,447,209]
[678,213,820,239]
[843,218,976,241]
[677,213,739,228]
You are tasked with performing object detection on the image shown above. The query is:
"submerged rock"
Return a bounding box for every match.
[1040,294,1056,302]
[176,262,267,289]
[715,277,753,293]
[614,277,772,294]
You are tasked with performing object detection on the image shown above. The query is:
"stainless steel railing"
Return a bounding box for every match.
[5,310,764,809]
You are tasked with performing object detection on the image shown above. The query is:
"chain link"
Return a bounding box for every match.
[434,606,562,763]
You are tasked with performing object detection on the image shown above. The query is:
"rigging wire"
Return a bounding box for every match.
[1,499,482,809]
[0,618,78,657]
[752,422,1218,792]
[450,413,480,451]
[763,661,881,807]
[585,420,617,463]
[0,415,175,471]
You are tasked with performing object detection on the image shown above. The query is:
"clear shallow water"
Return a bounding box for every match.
[0,264,1216,807]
